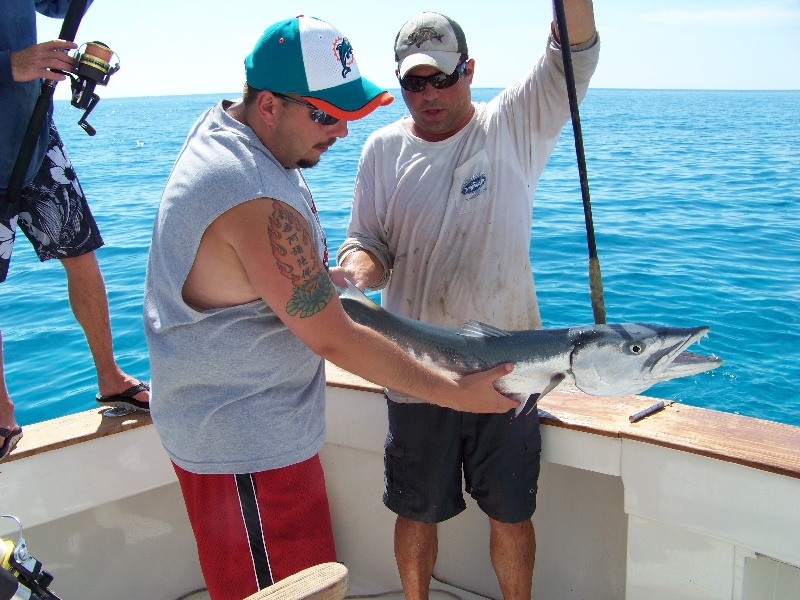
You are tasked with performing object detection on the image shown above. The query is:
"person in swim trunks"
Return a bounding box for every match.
[143,15,517,600]
[1,0,149,462]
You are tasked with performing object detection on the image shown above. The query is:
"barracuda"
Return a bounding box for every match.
[338,282,722,415]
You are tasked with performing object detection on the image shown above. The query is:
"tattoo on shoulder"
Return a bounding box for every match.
[268,200,334,317]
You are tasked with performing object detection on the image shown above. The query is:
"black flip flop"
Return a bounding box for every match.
[0,426,23,462]
[96,382,150,413]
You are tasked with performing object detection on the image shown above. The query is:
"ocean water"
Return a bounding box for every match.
[2,89,799,428]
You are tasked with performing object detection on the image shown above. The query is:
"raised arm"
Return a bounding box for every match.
[210,197,518,414]
[552,0,597,46]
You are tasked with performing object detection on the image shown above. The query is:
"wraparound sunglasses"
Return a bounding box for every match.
[398,61,468,92]
[272,92,340,126]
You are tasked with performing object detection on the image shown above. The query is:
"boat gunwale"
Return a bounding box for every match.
[5,362,800,480]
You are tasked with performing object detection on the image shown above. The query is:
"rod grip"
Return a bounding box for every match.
[58,0,90,42]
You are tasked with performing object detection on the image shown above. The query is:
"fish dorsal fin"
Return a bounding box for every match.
[337,279,379,308]
[460,320,511,338]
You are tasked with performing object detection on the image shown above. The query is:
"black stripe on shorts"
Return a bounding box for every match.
[235,473,274,589]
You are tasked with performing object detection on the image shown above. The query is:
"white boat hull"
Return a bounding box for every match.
[1,365,799,599]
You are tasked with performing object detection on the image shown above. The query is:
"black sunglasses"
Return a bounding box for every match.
[398,61,468,93]
[271,92,340,126]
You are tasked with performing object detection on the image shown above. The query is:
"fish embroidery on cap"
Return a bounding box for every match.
[407,27,444,47]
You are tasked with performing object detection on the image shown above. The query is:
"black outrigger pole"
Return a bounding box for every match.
[1,0,90,222]
[552,0,606,325]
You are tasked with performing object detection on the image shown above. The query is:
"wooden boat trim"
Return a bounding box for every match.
[6,361,799,481]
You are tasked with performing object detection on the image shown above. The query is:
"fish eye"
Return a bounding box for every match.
[627,342,645,355]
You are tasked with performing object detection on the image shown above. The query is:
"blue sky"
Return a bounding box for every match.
[36,0,800,99]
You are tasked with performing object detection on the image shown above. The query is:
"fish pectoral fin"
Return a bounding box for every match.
[515,373,567,417]
[536,373,566,406]
[512,393,536,417]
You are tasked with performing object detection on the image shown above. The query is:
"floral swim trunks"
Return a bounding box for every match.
[0,121,104,282]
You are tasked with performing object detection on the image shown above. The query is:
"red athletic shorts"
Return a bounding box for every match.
[172,455,336,600]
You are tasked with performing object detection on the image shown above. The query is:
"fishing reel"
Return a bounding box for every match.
[0,516,61,600]
[64,41,120,136]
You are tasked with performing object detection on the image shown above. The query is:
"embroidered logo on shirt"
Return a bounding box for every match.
[461,172,487,200]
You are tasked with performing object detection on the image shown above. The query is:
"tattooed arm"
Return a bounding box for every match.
[184,197,517,415]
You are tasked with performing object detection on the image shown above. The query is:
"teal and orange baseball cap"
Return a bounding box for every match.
[245,15,393,121]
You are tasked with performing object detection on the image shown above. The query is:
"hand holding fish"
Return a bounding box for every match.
[444,363,520,414]
[328,266,361,290]
[334,249,386,291]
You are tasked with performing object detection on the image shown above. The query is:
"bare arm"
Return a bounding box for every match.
[213,198,517,414]
[10,40,77,83]
[552,0,596,46]
[331,249,385,291]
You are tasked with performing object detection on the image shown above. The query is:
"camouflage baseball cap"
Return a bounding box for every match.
[394,12,468,78]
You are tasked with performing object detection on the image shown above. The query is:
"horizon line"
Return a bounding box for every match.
[51,87,800,102]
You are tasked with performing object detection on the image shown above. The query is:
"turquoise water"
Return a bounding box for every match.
[3,89,799,427]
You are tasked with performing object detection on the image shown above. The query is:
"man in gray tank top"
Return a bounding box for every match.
[143,15,519,600]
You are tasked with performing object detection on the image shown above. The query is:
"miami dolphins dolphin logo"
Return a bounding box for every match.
[335,37,353,78]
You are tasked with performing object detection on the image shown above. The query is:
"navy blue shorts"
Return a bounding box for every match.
[0,122,103,282]
[383,399,542,524]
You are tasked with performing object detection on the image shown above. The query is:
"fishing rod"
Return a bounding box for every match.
[552,0,607,325]
[2,0,119,222]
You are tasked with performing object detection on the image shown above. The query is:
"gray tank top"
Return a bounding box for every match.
[144,101,327,474]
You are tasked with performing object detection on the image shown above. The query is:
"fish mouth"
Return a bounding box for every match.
[655,327,722,381]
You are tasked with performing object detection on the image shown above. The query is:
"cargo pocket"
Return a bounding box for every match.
[451,149,496,215]
[383,434,406,511]
[523,419,543,515]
